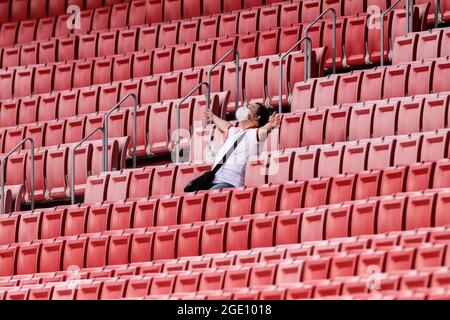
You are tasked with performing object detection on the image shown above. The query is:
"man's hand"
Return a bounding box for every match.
[204,108,232,134]
[258,112,282,142]
[266,112,282,130]
[204,109,214,123]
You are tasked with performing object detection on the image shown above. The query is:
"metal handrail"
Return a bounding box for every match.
[435,0,441,28]
[103,93,138,170]
[303,8,337,79]
[407,0,413,34]
[70,127,105,205]
[278,36,312,115]
[380,0,404,66]
[175,82,210,163]
[1,138,35,214]
[207,49,240,113]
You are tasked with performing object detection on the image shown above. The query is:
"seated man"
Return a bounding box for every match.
[205,102,281,190]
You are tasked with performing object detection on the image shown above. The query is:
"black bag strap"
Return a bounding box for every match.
[211,131,248,175]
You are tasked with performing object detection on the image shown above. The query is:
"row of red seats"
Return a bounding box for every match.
[0,46,316,109]
[393,27,450,64]
[4,159,449,246]
[2,254,450,299]
[0,1,314,51]
[2,227,450,284]
[0,204,450,275]
[0,6,420,72]
[291,57,450,112]
[0,53,311,131]
[4,270,450,300]
[0,137,128,209]
[0,0,403,48]
[0,91,228,157]
[251,129,450,181]
[0,14,316,68]
[0,1,136,24]
[268,93,450,150]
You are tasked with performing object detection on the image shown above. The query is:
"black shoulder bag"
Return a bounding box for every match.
[184,131,247,192]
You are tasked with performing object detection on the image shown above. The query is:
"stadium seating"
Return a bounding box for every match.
[2,0,450,301]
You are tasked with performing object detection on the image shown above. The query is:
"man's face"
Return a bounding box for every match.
[247,104,260,125]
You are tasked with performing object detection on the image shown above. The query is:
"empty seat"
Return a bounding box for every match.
[421,131,449,162]
[291,80,315,112]
[379,166,407,196]
[422,95,449,132]
[377,196,406,233]
[46,147,69,200]
[2,47,20,69]
[301,109,326,146]
[304,178,331,208]
[359,69,384,102]
[392,34,418,65]
[34,66,54,96]
[397,98,424,135]
[383,64,408,99]
[0,22,18,48]
[394,135,422,166]
[372,101,399,138]
[367,139,395,170]
[408,61,433,96]
[153,48,173,74]
[351,200,377,236]
[14,68,33,98]
[244,58,267,104]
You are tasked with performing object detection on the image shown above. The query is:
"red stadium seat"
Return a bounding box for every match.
[422,95,449,132]
[110,2,129,29]
[416,29,442,60]
[153,47,173,74]
[201,222,226,255]
[291,79,315,112]
[318,145,344,177]
[372,101,399,138]
[313,77,339,108]
[301,109,326,146]
[342,142,369,174]
[253,185,281,214]
[0,22,18,48]
[392,34,418,65]
[139,79,161,108]
[302,0,321,23]
[203,190,231,221]
[145,0,163,24]
[14,68,33,98]
[394,135,422,166]
[351,200,377,236]
[258,29,279,57]
[18,96,38,125]
[260,5,279,31]
[137,26,157,51]
[244,58,267,104]
[17,20,36,45]
[359,68,384,102]
[158,22,179,48]
[226,219,251,252]
[408,61,433,96]
[397,98,424,135]
[229,188,256,217]
[20,44,38,66]
[34,66,54,95]
[354,170,381,202]
[64,117,85,144]
[239,9,258,34]
[203,0,221,15]
[304,178,331,208]
[421,130,449,162]
[74,10,94,35]
[113,55,132,82]
[92,6,111,31]
[383,64,408,99]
